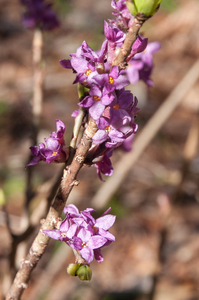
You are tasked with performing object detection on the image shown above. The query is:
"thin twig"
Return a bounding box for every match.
[6,29,45,284]
[5,118,98,300]
[149,116,199,300]
[26,28,44,203]
[113,14,147,69]
[92,59,199,209]
[6,17,147,299]
[173,112,199,204]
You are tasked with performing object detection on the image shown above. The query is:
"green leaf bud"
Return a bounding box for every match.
[127,0,162,17]
[76,265,92,281]
[67,263,81,276]
[126,1,138,16]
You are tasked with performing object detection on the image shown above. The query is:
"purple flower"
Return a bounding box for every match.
[119,126,135,151]
[40,138,65,163]
[25,143,45,167]
[93,117,127,147]
[109,88,133,124]
[104,21,126,47]
[126,42,161,85]
[126,60,144,84]
[50,119,65,145]
[43,220,77,243]
[26,119,68,167]
[79,83,115,120]
[21,0,60,30]
[60,41,108,85]
[91,207,116,241]
[127,36,148,62]
[104,21,125,64]
[134,41,161,67]
[64,204,90,228]
[111,0,133,29]
[71,110,79,118]
[95,151,114,181]
[75,228,107,263]
[88,65,129,91]
[43,204,116,264]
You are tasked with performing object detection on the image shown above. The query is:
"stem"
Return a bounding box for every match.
[26,28,44,203]
[113,14,147,69]
[5,11,148,299]
[5,118,98,300]
[6,28,45,285]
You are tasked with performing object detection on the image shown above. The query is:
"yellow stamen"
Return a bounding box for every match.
[109,76,114,84]
[113,104,120,110]
[61,232,67,237]
[85,69,92,76]
[93,96,100,101]
[105,126,111,132]
[92,226,98,233]
[53,151,57,156]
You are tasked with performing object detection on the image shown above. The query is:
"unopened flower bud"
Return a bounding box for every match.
[67,263,81,276]
[96,63,105,74]
[78,83,87,98]
[127,0,162,17]
[76,265,92,281]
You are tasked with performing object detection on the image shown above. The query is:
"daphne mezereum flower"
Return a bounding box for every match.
[93,117,128,146]
[88,65,130,91]
[26,119,68,167]
[21,0,60,30]
[43,205,116,264]
[57,1,160,180]
[104,21,126,64]
[126,41,161,85]
[111,0,134,29]
[79,83,115,121]
[127,36,148,62]
[94,151,114,181]
[60,40,108,85]
[108,88,134,124]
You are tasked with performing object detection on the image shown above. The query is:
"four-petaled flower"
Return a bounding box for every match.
[43,205,116,264]
[26,119,69,167]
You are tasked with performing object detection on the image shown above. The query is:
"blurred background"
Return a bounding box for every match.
[0,0,199,299]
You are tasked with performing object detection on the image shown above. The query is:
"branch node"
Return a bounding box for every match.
[40,218,45,225]
[19,282,28,289]
[21,259,33,268]
[69,180,79,187]
[75,155,84,164]
[64,166,71,175]
[119,62,127,70]
[52,217,62,228]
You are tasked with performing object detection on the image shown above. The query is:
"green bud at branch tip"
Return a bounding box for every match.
[76,265,92,281]
[67,263,81,277]
[126,0,162,17]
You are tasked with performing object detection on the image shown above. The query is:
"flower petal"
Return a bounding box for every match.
[80,247,94,263]
[43,229,61,240]
[96,215,116,230]
[88,235,107,249]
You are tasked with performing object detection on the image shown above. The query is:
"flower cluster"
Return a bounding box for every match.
[21,0,60,30]
[26,119,68,167]
[58,0,160,180]
[26,0,160,181]
[43,205,116,264]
